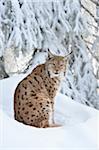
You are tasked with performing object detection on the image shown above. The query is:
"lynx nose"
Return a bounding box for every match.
[55,71,59,74]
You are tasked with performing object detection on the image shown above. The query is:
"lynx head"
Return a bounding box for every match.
[45,51,68,79]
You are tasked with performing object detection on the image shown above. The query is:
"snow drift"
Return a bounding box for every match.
[0,75,99,149]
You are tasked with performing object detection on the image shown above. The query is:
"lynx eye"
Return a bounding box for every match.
[50,63,55,68]
[52,63,55,66]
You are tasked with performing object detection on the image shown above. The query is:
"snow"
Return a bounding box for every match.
[0,0,98,109]
[0,75,99,149]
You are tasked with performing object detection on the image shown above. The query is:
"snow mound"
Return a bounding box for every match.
[0,75,99,149]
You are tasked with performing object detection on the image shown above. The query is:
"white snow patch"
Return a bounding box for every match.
[0,75,99,149]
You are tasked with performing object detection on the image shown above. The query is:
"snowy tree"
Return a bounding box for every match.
[0,0,99,109]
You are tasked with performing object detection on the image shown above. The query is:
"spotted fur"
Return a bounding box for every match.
[14,55,67,128]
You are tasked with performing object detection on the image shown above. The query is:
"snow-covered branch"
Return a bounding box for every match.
[0,0,98,109]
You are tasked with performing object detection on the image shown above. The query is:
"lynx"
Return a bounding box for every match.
[14,53,68,128]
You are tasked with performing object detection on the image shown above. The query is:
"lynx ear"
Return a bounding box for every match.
[48,49,55,58]
[64,51,73,59]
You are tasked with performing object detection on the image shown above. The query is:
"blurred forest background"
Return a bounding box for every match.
[0,0,99,109]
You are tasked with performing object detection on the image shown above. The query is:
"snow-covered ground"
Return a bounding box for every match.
[0,75,99,150]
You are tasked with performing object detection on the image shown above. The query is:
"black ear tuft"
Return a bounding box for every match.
[48,49,54,59]
[65,51,73,58]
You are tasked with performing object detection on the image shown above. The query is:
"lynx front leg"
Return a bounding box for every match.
[49,102,62,127]
[48,104,53,125]
[51,101,55,124]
